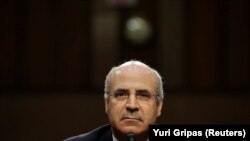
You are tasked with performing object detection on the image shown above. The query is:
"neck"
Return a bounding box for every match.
[112,128,148,141]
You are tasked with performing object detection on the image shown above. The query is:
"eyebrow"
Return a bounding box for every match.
[114,88,151,94]
[136,89,151,94]
[114,88,129,93]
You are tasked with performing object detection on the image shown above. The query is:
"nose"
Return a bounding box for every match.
[125,94,139,112]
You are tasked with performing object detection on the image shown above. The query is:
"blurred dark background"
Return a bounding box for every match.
[0,0,249,140]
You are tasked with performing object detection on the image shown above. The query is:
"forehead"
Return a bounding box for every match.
[109,64,157,92]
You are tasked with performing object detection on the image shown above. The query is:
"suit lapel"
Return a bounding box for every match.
[100,128,113,141]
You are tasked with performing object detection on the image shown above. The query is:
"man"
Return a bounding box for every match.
[65,60,164,141]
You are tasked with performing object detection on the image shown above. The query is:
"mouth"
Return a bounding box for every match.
[122,117,141,122]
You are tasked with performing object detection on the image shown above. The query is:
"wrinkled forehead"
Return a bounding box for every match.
[111,63,156,82]
[106,62,159,96]
[118,62,151,74]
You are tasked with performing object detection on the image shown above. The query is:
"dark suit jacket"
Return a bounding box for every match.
[64,125,113,141]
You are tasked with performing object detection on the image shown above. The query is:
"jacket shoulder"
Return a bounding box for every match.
[64,125,111,141]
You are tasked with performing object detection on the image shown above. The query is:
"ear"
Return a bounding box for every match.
[104,98,109,114]
[157,100,163,117]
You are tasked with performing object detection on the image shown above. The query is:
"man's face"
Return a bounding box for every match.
[105,65,163,135]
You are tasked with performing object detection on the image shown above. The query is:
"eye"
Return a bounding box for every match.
[137,91,151,99]
[114,90,128,98]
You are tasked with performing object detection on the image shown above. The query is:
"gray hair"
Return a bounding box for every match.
[104,60,164,102]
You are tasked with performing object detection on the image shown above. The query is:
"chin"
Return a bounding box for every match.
[118,125,145,134]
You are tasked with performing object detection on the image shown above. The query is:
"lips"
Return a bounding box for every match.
[123,117,138,120]
[122,116,142,122]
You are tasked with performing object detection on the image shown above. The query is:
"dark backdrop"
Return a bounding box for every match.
[0,0,249,140]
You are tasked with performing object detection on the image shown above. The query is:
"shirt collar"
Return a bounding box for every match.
[112,133,118,141]
[112,133,149,141]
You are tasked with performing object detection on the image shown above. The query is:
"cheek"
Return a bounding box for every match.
[107,103,123,120]
[141,105,158,123]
